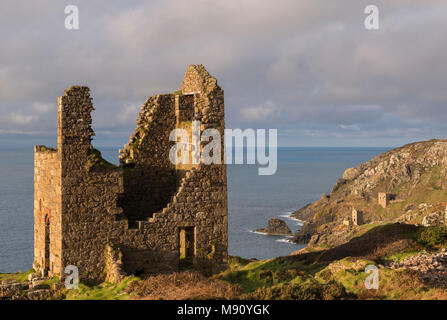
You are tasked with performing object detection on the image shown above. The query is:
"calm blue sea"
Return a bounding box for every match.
[0,147,389,273]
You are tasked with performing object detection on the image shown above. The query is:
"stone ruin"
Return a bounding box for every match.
[342,207,363,227]
[351,208,363,226]
[33,65,228,282]
[378,192,389,208]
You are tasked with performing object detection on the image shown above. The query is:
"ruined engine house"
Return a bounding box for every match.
[33,65,228,281]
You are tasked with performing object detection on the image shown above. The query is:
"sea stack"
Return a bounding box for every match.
[255,218,292,236]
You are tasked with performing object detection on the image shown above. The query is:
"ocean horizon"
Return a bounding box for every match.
[0,146,390,273]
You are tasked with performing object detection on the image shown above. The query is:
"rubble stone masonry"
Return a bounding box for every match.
[33,65,228,282]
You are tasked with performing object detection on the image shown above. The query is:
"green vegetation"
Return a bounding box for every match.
[418,226,447,247]
[35,146,57,153]
[216,223,447,300]
[130,139,140,150]
[3,224,447,300]
[241,280,347,300]
[0,269,35,282]
[64,276,139,300]
[217,256,326,294]
[323,260,447,299]
[86,148,116,170]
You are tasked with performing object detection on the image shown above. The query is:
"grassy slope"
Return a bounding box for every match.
[54,223,447,300]
[216,223,447,299]
[64,277,139,300]
[3,224,447,300]
[0,269,35,283]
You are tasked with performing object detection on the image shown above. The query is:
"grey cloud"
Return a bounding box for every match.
[0,0,446,147]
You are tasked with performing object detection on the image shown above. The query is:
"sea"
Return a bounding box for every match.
[0,147,389,273]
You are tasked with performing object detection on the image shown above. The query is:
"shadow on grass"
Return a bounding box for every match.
[284,223,424,265]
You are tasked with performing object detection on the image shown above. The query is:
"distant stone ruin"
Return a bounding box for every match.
[352,208,363,226]
[378,192,389,208]
[33,65,228,282]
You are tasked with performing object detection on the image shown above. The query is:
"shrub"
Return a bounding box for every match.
[241,280,348,300]
[321,281,347,300]
[418,226,447,247]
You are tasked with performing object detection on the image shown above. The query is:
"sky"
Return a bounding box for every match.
[0,0,446,149]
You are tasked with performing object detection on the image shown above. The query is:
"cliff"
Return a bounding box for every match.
[291,139,447,246]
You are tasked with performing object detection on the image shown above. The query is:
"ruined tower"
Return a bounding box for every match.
[352,208,363,226]
[33,65,228,281]
[378,192,389,208]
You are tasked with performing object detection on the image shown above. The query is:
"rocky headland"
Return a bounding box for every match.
[290,139,447,247]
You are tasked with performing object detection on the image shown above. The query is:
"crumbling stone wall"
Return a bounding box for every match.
[118,94,179,224]
[33,65,228,282]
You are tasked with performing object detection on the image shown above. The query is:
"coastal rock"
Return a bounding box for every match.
[342,167,359,180]
[331,178,347,193]
[255,218,292,236]
[422,212,445,227]
[27,289,54,300]
[388,250,447,286]
[0,282,29,299]
[290,232,312,244]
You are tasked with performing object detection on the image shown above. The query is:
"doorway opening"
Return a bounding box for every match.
[44,213,50,275]
[179,227,195,268]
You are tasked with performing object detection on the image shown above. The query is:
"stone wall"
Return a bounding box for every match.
[351,208,363,226]
[33,146,62,276]
[33,65,228,282]
[378,192,389,208]
[118,94,178,224]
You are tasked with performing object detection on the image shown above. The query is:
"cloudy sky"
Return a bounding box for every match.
[0,0,446,148]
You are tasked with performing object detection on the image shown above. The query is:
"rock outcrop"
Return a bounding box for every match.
[291,139,447,246]
[389,249,447,286]
[255,218,292,236]
[0,276,63,300]
[342,167,359,180]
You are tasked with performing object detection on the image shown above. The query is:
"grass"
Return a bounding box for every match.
[322,260,447,300]
[86,148,116,170]
[35,146,57,153]
[215,223,447,299]
[64,276,139,300]
[217,256,328,294]
[0,269,35,283]
[2,222,447,300]
[382,251,421,262]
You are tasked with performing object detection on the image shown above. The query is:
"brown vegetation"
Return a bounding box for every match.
[128,271,241,300]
